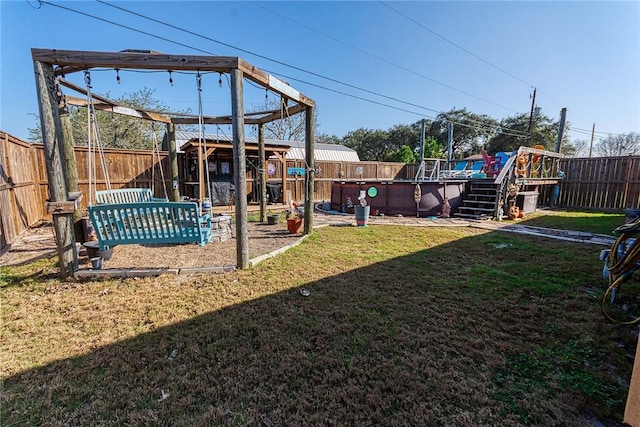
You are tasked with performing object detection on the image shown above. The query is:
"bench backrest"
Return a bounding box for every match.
[95,188,166,204]
[88,202,212,250]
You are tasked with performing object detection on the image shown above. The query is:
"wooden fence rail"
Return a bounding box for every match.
[558,156,640,210]
[1,131,638,254]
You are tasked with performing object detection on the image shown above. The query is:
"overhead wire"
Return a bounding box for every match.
[94,0,529,134]
[38,0,529,140]
[248,0,518,113]
[379,1,616,135]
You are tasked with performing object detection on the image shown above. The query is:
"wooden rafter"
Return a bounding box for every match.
[31,48,315,107]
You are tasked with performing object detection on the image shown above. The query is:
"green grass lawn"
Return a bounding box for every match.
[519,210,626,235]
[1,224,636,426]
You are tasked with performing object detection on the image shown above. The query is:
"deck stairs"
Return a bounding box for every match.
[454,147,566,220]
[456,179,501,220]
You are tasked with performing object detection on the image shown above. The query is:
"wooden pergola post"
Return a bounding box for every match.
[31,48,314,271]
[60,101,83,240]
[231,69,249,269]
[258,124,267,222]
[33,60,77,278]
[167,122,180,202]
[304,106,315,234]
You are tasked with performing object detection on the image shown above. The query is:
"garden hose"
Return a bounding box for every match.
[601,217,640,324]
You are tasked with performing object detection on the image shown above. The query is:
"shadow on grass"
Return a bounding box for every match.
[2,226,635,426]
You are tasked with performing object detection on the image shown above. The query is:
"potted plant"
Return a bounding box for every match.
[267,211,280,225]
[286,201,303,233]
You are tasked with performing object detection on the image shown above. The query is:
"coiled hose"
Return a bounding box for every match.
[602,217,640,324]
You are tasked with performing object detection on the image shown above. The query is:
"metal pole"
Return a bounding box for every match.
[447,122,453,170]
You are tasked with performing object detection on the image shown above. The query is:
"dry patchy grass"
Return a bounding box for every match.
[1,225,635,426]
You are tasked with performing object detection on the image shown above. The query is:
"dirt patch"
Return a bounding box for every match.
[0,221,303,270]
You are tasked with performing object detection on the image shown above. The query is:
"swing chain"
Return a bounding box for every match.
[84,70,92,89]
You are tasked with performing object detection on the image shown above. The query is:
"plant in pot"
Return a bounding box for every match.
[286,201,303,234]
[266,210,280,225]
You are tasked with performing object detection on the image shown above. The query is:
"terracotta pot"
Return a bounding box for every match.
[287,217,303,234]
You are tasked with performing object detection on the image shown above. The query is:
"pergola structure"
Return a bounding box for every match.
[32,48,316,277]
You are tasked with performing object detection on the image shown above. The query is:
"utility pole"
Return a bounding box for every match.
[555,107,567,153]
[447,122,453,169]
[527,87,537,144]
[589,123,595,158]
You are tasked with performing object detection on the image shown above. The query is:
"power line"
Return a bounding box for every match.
[379,1,533,88]
[37,0,527,139]
[96,0,530,136]
[94,0,529,134]
[248,0,519,113]
[379,1,616,132]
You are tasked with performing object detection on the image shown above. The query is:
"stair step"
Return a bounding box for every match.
[454,212,493,220]
[467,194,498,199]
[460,201,496,210]
[458,206,495,212]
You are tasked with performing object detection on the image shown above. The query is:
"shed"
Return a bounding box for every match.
[169,131,359,162]
[174,132,292,205]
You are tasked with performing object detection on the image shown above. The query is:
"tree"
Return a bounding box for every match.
[316,133,342,145]
[249,98,319,142]
[423,136,445,159]
[568,138,590,157]
[427,108,497,158]
[387,122,422,155]
[342,128,390,161]
[487,113,562,153]
[342,123,425,162]
[388,145,417,163]
[28,88,181,149]
[594,132,640,157]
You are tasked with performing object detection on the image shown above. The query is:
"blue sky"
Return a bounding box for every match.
[1,1,639,149]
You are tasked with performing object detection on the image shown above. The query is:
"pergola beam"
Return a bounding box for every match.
[65,95,172,123]
[32,48,315,107]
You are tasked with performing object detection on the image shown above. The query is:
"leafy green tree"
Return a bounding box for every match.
[487,113,562,153]
[427,108,497,158]
[387,122,422,154]
[423,136,445,159]
[343,128,390,161]
[388,145,417,163]
[316,133,342,145]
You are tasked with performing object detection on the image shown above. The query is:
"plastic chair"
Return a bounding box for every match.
[481,150,500,178]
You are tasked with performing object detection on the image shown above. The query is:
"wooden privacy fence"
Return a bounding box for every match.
[0,133,44,254]
[557,156,640,210]
[1,130,638,254]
